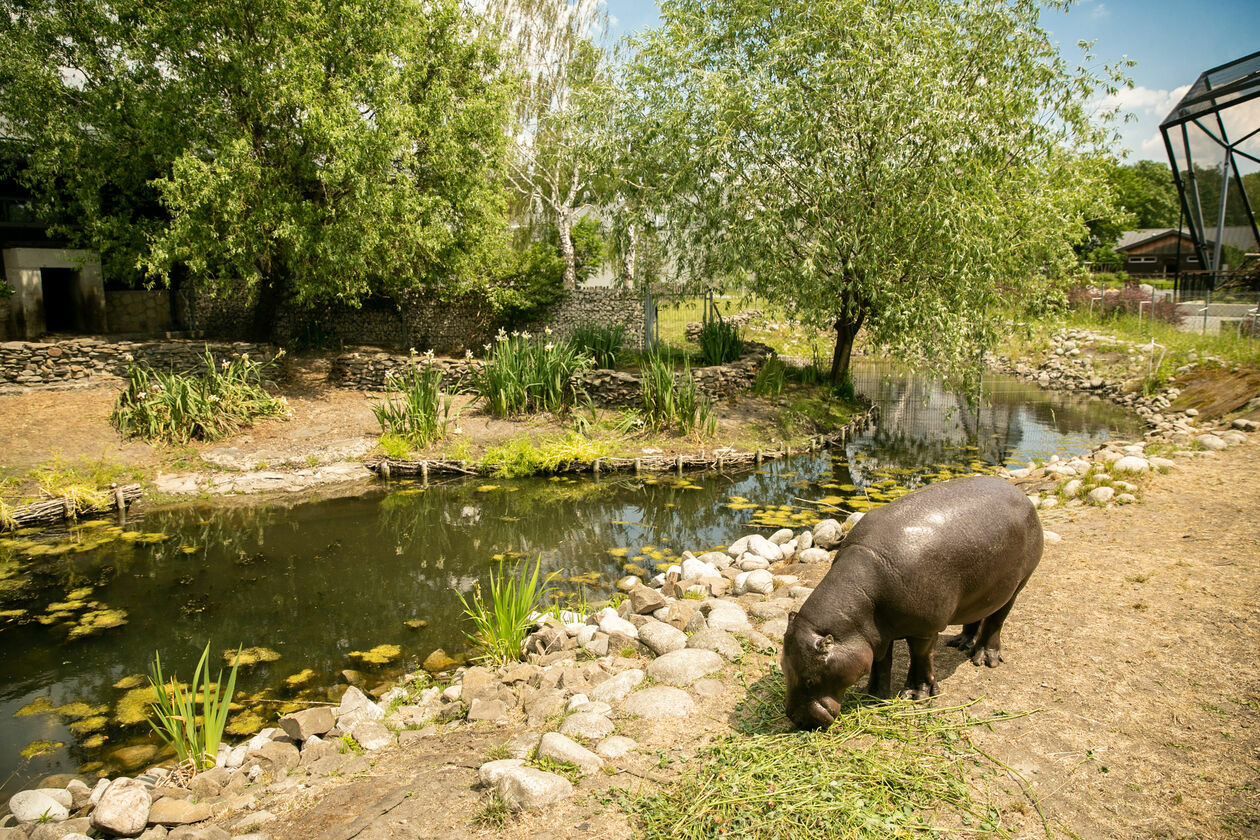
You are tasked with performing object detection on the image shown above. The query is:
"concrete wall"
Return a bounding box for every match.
[1,248,107,338]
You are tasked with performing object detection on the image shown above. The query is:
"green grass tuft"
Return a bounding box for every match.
[454,556,557,665]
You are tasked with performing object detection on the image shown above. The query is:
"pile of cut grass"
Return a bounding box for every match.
[632,668,1041,840]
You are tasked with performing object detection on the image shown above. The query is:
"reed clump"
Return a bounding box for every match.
[371,350,454,448]
[476,329,592,416]
[454,557,556,665]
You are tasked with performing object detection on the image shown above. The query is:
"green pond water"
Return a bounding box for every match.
[0,364,1141,796]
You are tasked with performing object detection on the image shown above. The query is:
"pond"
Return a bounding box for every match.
[0,364,1141,796]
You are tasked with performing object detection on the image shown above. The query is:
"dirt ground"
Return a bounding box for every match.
[224,436,1260,840]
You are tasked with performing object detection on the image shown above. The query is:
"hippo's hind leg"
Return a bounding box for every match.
[900,635,942,700]
[945,622,980,654]
[969,587,1025,668]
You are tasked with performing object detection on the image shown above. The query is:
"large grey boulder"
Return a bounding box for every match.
[279,707,335,741]
[559,712,615,741]
[622,686,695,718]
[813,519,844,549]
[495,768,573,811]
[589,669,644,703]
[9,790,70,824]
[478,759,526,788]
[536,733,602,775]
[637,621,687,656]
[647,649,723,685]
[92,778,152,837]
[686,628,743,660]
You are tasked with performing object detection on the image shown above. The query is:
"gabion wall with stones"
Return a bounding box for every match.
[331,341,772,407]
[0,338,277,388]
[180,283,642,353]
[0,298,10,340]
[104,290,174,335]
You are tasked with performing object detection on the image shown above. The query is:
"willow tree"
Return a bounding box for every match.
[1,0,512,337]
[619,0,1123,382]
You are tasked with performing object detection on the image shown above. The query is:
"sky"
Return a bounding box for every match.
[601,0,1260,164]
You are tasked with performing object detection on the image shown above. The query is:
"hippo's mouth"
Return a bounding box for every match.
[790,694,843,730]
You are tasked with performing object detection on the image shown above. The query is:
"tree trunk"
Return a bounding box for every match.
[829,306,866,384]
[557,209,577,291]
[251,274,289,342]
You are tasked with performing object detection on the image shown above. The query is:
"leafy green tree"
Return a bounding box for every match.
[0,0,512,337]
[617,0,1123,382]
[1110,160,1180,229]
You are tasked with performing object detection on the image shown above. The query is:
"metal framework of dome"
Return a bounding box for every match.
[1160,50,1260,282]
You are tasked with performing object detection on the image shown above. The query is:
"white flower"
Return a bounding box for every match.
[124,353,134,362]
[483,343,492,352]
[410,347,417,355]
[137,391,147,399]
[465,350,474,360]
[521,330,532,340]
[209,394,220,402]
[221,360,230,369]
[496,328,508,341]
[511,330,520,338]
[545,342,555,352]
[544,326,553,336]
[424,349,435,361]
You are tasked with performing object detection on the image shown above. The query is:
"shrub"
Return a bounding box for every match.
[112,349,288,443]
[454,557,556,665]
[698,316,743,365]
[147,642,240,776]
[370,351,454,448]
[752,356,786,397]
[640,353,716,435]
[480,432,613,478]
[476,329,592,416]
[571,324,627,369]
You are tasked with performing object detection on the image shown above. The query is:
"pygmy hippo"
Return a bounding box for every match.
[782,475,1042,729]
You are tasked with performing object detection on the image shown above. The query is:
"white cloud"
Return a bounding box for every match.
[1089,2,1110,19]
[1095,84,1190,120]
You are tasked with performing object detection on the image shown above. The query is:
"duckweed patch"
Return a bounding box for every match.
[224,647,281,667]
[20,740,64,760]
[15,697,56,717]
[113,674,146,690]
[67,607,129,639]
[284,669,318,689]
[348,644,401,665]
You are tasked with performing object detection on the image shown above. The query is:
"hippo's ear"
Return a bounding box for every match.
[787,608,799,624]
[813,634,835,654]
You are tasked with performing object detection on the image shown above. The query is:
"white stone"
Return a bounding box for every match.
[697,551,731,570]
[1221,430,1247,446]
[575,626,597,646]
[646,649,724,685]
[537,732,602,775]
[736,554,770,572]
[796,531,813,550]
[598,611,638,638]
[686,628,743,660]
[9,790,69,824]
[496,767,573,811]
[680,557,720,581]
[1087,486,1115,505]
[616,575,641,592]
[705,602,751,634]
[478,759,526,788]
[559,712,615,741]
[843,511,865,530]
[812,519,844,549]
[1149,457,1176,470]
[572,700,612,716]
[1061,479,1082,498]
[91,778,151,836]
[622,685,695,718]
[442,684,462,702]
[769,528,794,545]
[595,735,637,759]
[89,779,110,806]
[745,535,783,562]
[337,686,385,731]
[796,547,829,564]
[1042,530,1061,544]
[1113,456,1150,473]
[349,720,393,750]
[1195,434,1226,451]
[565,693,589,712]
[637,621,687,655]
[589,669,645,703]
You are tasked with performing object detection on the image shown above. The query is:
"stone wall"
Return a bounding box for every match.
[0,297,9,340]
[330,341,772,407]
[182,282,642,354]
[104,290,173,335]
[0,338,276,388]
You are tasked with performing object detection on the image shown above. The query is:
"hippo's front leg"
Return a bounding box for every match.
[901,635,942,700]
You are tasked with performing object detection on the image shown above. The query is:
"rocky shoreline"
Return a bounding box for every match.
[5,404,1258,837]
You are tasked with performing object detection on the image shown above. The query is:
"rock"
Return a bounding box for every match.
[796,547,829,564]
[90,779,110,806]
[760,619,788,640]
[582,635,609,656]
[813,519,844,549]
[66,780,93,811]
[337,686,385,730]
[843,511,864,531]
[744,535,783,562]
[696,551,731,570]
[478,759,526,788]
[742,629,775,652]
[686,628,743,660]
[1042,530,1061,544]
[589,669,644,703]
[524,622,568,655]
[678,557,719,581]
[704,603,750,634]
[1194,433,1226,451]
[496,768,573,811]
[597,611,638,638]
[92,778,152,837]
[279,707,335,741]
[684,611,708,634]
[147,800,213,826]
[735,569,774,596]
[628,585,666,615]
[572,700,612,716]
[524,689,565,724]
[32,818,92,840]
[736,554,770,572]
[230,812,275,832]
[692,678,725,698]
[768,528,794,545]
[536,733,602,775]
[1087,486,1115,504]
[422,648,458,673]
[616,575,641,592]
[559,712,614,740]
[1112,455,1150,473]
[797,531,813,550]
[622,686,695,718]
[349,720,394,749]
[33,790,72,811]
[1221,430,1248,446]
[595,736,637,759]
[9,790,70,824]
[637,621,687,655]
[166,826,230,840]
[647,649,723,685]
[461,667,496,701]
[1061,479,1082,498]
